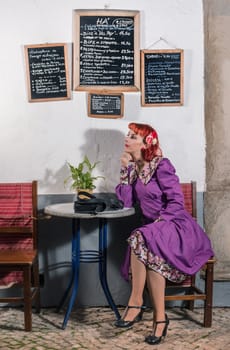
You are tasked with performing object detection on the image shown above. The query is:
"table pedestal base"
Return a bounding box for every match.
[57,217,121,329]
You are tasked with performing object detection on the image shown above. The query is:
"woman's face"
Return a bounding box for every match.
[124,129,145,155]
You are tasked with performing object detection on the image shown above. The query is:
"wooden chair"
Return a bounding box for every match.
[0,181,40,331]
[165,181,215,327]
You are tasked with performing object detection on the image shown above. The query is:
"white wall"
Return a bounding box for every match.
[0,0,205,193]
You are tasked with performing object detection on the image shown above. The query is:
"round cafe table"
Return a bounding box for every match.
[44,202,135,329]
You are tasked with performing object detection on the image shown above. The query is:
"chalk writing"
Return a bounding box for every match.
[79,16,135,86]
[142,50,184,106]
[26,45,69,101]
[88,93,123,118]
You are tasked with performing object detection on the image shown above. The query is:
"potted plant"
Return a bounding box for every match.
[64,155,104,194]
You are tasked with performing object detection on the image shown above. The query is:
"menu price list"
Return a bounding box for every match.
[90,94,122,115]
[79,16,135,86]
[143,51,183,105]
[27,46,68,100]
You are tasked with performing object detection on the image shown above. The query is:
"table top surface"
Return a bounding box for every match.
[44,202,135,219]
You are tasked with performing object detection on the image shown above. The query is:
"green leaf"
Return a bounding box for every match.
[64,156,104,191]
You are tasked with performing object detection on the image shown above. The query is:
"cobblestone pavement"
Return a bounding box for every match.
[0,306,229,349]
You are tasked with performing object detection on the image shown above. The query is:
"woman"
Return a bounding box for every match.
[115,122,214,345]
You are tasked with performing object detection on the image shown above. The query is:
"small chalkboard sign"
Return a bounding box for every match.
[141,49,184,106]
[73,10,140,91]
[24,43,70,102]
[88,92,124,119]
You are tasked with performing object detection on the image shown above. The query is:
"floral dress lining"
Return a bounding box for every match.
[128,231,188,283]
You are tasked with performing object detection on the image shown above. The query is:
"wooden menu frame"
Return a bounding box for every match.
[73,9,140,91]
[141,49,184,107]
[24,43,70,102]
[88,92,124,119]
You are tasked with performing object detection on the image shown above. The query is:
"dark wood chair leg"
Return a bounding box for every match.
[24,265,32,331]
[32,257,40,313]
[204,261,214,327]
[187,275,196,311]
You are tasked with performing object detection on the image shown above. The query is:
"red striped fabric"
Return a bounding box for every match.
[0,183,34,287]
[181,183,193,216]
[0,183,33,227]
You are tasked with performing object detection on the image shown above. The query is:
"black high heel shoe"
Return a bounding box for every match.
[114,305,145,328]
[145,314,169,345]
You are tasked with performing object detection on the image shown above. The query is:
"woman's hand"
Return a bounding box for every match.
[121,152,133,167]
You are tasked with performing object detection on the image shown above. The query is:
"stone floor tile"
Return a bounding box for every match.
[0,307,229,349]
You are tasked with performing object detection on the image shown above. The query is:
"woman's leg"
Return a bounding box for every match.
[146,269,166,336]
[123,250,146,320]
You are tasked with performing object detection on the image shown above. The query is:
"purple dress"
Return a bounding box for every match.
[115,157,214,282]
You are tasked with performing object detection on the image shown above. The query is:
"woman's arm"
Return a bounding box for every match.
[115,164,135,208]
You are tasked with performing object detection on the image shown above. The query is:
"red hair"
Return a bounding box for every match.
[128,122,162,161]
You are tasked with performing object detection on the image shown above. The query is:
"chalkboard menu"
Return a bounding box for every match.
[73,10,140,91]
[24,43,70,102]
[88,92,124,118]
[141,49,184,106]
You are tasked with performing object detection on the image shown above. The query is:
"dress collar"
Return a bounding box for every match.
[129,157,163,185]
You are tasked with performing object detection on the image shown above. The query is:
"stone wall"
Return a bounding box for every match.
[204,0,230,280]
